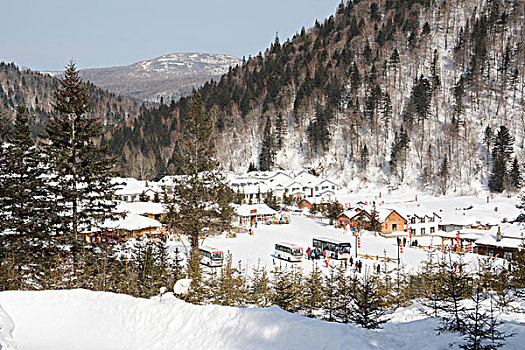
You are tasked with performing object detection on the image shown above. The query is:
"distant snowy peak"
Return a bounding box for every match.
[44,53,242,102]
[132,53,241,75]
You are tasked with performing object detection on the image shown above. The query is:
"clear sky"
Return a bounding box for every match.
[2,0,342,71]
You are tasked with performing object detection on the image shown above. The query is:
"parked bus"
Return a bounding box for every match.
[312,237,351,260]
[274,242,304,262]
[199,246,224,267]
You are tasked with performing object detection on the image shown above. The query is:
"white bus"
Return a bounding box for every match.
[274,242,304,262]
[199,246,224,267]
[312,236,351,260]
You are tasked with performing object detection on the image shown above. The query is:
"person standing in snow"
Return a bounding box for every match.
[358,260,362,273]
[403,237,406,247]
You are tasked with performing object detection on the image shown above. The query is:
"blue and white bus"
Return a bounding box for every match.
[274,242,303,262]
[199,246,224,267]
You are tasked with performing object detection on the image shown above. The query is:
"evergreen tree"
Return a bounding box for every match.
[250,262,272,307]
[164,93,232,304]
[348,270,390,329]
[0,104,51,237]
[302,263,325,317]
[509,157,522,191]
[360,145,369,170]
[435,256,472,334]
[275,113,286,150]
[322,266,339,321]
[216,253,246,307]
[264,191,281,211]
[259,116,275,171]
[459,291,510,350]
[390,127,410,182]
[488,157,506,193]
[42,61,117,241]
[369,204,382,232]
[333,263,353,323]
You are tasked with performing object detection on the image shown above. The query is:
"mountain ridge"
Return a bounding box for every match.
[44,52,243,102]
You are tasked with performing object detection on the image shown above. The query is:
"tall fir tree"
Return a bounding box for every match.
[259,115,275,171]
[164,93,233,303]
[0,105,50,237]
[42,61,117,241]
[509,157,522,191]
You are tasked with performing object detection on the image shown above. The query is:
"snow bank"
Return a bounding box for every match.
[0,304,17,350]
[0,289,523,350]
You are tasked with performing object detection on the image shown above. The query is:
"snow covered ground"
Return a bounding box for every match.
[178,208,513,277]
[0,289,523,350]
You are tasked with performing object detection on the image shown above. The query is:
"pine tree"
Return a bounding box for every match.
[322,266,339,321]
[164,93,233,303]
[360,145,369,170]
[459,291,510,350]
[369,204,382,232]
[348,270,390,329]
[42,61,117,242]
[488,157,506,193]
[259,115,275,171]
[271,264,302,312]
[509,157,522,191]
[333,263,353,323]
[435,255,472,334]
[0,104,50,237]
[275,113,286,150]
[250,262,272,307]
[216,253,246,307]
[0,105,57,290]
[302,263,325,317]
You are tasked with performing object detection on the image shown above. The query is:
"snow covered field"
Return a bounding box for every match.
[177,192,521,276]
[0,289,524,350]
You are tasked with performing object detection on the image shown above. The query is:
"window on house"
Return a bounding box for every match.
[430,227,435,233]
[411,218,416,224]
[421,228,426,235]
[430,217,435,222]
[392,224,397,231]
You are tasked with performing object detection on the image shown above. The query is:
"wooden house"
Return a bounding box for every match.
[336,209,371,229]
[381,210,407,234]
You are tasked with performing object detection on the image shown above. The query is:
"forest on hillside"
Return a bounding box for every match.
[1,0,524,194]
[106,0,524,194]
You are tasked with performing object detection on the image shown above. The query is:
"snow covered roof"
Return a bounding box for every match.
[236,204,277,216]
[339,209,368,220]
[116,202,167,215]
[475,235,524,249]
[101,213,163,231]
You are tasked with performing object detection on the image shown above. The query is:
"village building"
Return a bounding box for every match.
[474,223,525,260]
[335,209,372,229]
[82,213,165,243]
[116,202,167,222]
[381,210,407,234]
[236,204,277,226]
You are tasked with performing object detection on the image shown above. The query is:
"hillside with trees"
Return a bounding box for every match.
[108,0,524,194]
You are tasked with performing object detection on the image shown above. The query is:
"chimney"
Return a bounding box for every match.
[496,226,502,242]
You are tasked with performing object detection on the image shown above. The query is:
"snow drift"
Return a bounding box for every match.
[0,289,523,350]
[0,304,16,350]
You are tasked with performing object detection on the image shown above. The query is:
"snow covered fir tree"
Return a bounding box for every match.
[1,0,525,349]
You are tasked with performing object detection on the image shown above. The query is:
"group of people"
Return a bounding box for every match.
[396,236,419,247]
[304,248,367,272]
[305,247,323,260]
